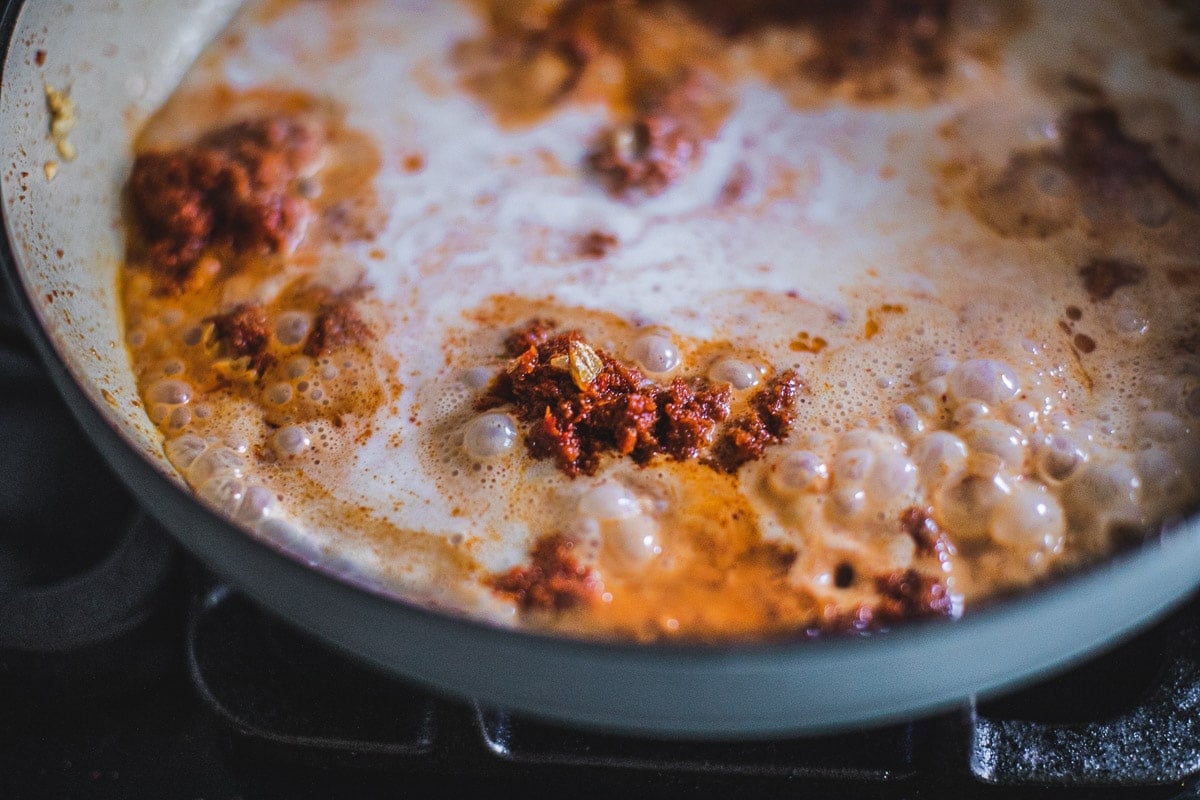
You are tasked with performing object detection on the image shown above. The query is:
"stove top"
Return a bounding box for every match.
[3,272,1200,799]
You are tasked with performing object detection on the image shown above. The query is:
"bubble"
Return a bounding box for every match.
[1044,410,1072,431]
[833,448,874,482]
[463,412,520,460]
[1036,432,1088,483]
[893,404,923,437]
[273,425,312,456]
[165,434,208,470]
[914,355,956,383]
[953,401,990,426]
[235,485,276,524]
[768,450,828,495]
[708,357,760,390]
[936,474,1012,543]
[159,359,184,377]
[630,333,682,374]
[568,515,602,540]
[1006,401,1039,433]
[284,356,312,380]
[1062,458,1143,532]
[1128,187,1174,228]
[1111,307,1149,340]
[461,367,494,389]
[839,429,905,454]
[275,311,312,346]
[990,483,1065,553]
[925,377,949,398]
[1136,446,1185,497]
[610,515,662,565]
[148,379,192,406]
[578,481,640,521]
[1139,411,1188,443]
[186,446,245,487]
[266,383,294,406]
[149,403,171,425]
[168,406,192,430]
[948,359,1020,406]
[198,473,246,516]
[912,432,968,489]
[960,419,1026,472]
[865,452,918,509]
[320,365,339,380]
[831,485,867,518]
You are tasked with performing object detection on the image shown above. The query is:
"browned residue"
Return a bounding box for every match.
[585,67,734,194]
[577,230,618,258]
[402,153,425,173]
[962,106,1199,240]
[1166,48,1200,79]
[790,332,828,353]
[864,304,905,339]
[1079,258,1147,302]
[457,0,1021,127]
[303,291,374,357]
[491,534,603,610]
[120,87,394,460]
[455,0,1026,195]
[718,162,751,204]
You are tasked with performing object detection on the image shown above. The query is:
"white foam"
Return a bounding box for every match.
[134,0,1200,626]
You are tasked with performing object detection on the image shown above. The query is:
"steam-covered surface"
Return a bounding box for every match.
[115,0,1200,641]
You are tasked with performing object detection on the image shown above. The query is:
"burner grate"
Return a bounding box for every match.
[185,584,1200,798]
[475,706,913,781]
[970,614,1200,786]
[187,587,439,764]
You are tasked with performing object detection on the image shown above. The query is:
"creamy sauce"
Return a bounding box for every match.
[119,0,1200,641]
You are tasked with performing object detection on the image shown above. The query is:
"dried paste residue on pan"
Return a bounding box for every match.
[117,0,1200,641]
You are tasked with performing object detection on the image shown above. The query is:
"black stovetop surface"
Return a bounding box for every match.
[3,273,1200,799]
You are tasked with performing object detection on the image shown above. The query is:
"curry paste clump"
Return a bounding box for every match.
[127,116,323,294]
[478,320,801,476]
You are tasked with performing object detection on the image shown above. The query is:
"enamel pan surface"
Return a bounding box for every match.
[4,0,1200,738]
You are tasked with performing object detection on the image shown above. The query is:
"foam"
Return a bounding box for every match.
[123,0,1200,636]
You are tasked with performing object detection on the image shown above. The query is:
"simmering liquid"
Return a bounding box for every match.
[119,0,1200,641]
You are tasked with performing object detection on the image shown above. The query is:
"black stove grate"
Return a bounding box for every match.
[183,582,1200,798]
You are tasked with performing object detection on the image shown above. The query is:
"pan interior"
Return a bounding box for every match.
[3,0,1200,716]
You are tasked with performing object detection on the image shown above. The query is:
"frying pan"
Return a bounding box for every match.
[3,0,1200,739]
